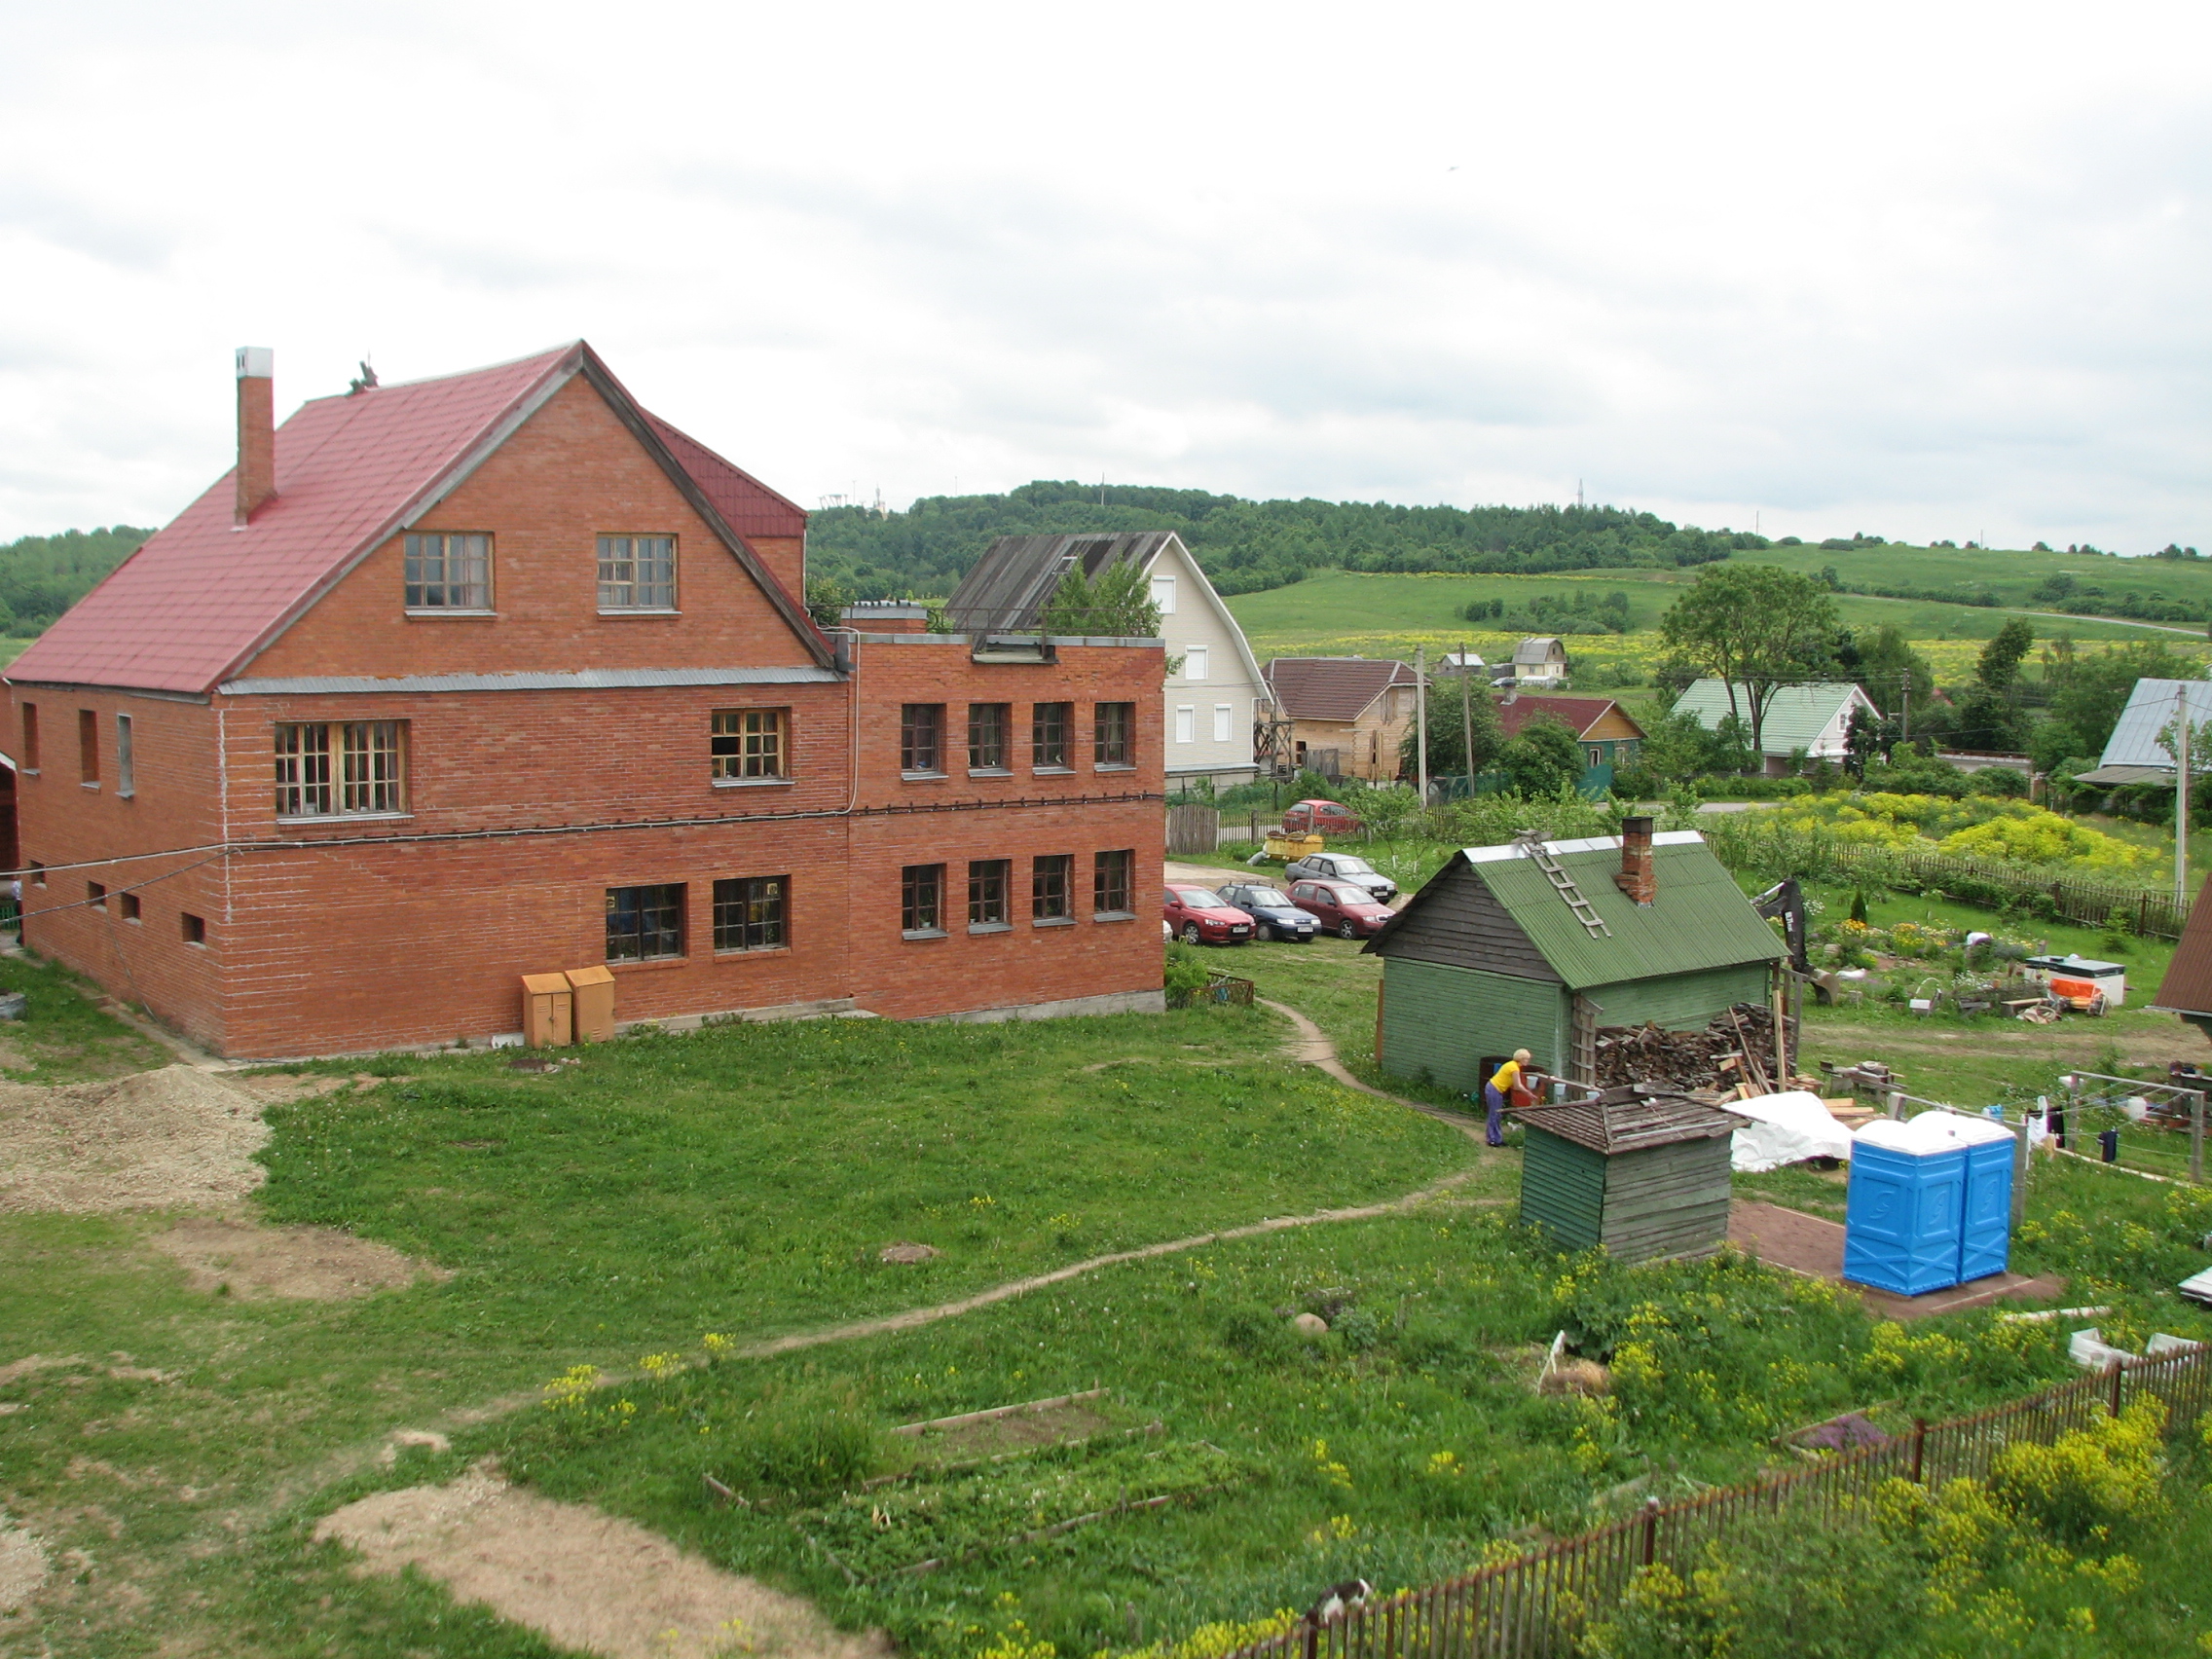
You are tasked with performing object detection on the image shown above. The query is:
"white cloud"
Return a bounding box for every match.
[0,0,2205,553]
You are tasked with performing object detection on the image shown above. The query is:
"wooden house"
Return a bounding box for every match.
[1261,657,1423,782]
[1516,1088,1739,1262]
[1510,638,1569,683]
[1365,819,1784,1092]
[1494,692,1645,793]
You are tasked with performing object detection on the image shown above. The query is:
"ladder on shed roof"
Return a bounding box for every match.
[1521,839,1612,938]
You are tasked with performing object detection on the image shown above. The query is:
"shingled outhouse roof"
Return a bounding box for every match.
[943,532,1180,633]
[1367,830,1785,989]
[1263,657,1421,721]
[1516,1088,1741,1154]
[8,343,825,696]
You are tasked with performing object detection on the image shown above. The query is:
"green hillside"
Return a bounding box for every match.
[0,525,151,636]
[1742,539,2212,630]
[806,482,1754,599]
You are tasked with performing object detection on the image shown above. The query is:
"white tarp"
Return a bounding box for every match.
[1722,1090,1854,1171]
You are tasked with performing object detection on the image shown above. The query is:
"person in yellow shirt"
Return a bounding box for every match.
[1482,1050,1531,1146]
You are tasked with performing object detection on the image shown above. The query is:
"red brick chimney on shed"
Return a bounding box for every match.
[1616,814,1656,905]
[235,347,276,525]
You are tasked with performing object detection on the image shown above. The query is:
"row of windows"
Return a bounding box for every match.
[901,702,1134,775]
[25,863,206,943]
[403,532,677,612]
[1171,702,1245,745]
[20,701,1140,823]
[606,852,1137,961]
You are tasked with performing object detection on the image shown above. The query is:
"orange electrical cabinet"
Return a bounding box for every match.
[521,973,573,1048]
[565,964,616,1043]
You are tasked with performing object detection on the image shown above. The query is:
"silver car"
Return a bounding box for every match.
[1280,852,1397,901]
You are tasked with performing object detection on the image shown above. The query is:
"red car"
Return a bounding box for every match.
[1288,878,1395,939]
[1281,798,1361,836]
[1163,885,1254,945]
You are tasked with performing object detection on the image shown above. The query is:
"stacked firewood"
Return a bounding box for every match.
[1591,1003,1782,1093]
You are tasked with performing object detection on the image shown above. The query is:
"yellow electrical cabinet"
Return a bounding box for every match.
[521,973,573,1048]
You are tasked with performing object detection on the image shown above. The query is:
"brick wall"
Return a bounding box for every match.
[8,377,1165,1056]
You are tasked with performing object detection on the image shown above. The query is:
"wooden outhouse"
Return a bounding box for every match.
[1516,1088,1739,1262]
[1365,820,1784,1093]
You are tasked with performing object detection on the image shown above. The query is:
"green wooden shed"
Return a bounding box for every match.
[1515,1088,1741,1261]
[1364,821,1784,1093]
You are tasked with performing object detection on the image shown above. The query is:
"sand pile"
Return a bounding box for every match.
[318,1465,892,1659]
[0,1066,270,1212]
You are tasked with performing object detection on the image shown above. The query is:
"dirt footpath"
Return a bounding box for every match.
[317,1465,892,1659]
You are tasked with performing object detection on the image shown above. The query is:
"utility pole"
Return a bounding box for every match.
[1460,639,1477,799]
[1415,645,1428,805]
[2177,684,2192,907]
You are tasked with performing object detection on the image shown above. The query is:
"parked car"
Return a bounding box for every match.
[1213,881,1319,942]
[1288,879,1396,939]
[1280,798,1362,836]
[1162,885,1254,945]
[1282,851,1398,901]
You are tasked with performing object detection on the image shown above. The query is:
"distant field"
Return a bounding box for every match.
[1226,569,2212,682]
[1739,540,2212,626]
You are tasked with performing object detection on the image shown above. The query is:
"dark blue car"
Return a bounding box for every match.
[1214,881,1319,943]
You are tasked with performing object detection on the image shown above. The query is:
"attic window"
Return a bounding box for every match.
[598,535,677,611]
[1150,574,1176,615]
[405,533,493,610]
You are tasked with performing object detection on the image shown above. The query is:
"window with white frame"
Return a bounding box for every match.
[1150,574,1176,615]
[1184,645,1208,682]
[1213,704,1234,743]
[404,533,493,609]
[116,714,134,798]
[1174,706,1195,744]
[597,535,677,610]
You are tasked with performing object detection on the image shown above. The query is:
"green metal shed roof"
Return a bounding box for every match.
[1672,679,1869,757]
[1476,835,1784,990]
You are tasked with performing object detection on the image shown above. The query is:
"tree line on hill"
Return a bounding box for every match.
[806,481,1753,601]
[0,526,152,635]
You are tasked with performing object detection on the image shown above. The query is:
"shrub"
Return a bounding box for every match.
[1989,1396,2168,1544]
[1163,942,1210,1001]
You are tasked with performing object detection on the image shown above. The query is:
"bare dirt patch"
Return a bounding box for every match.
[0,1514,49,1614]
[316,1464,891,1659]
[147,1217,446,1301]
[0,1067,268,1212]
[895,1392,1124,1461]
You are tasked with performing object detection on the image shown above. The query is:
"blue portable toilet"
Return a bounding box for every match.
[1844,1112,2016,1295]
[1954,1120,2016,1283]
[1843,1133,1967,1295]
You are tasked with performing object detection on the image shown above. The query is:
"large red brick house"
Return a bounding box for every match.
[7,344,1164,1057]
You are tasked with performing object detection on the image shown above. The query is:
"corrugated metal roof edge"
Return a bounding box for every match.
[220,666,844,695]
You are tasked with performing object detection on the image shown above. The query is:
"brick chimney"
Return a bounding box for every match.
[1615,814,1656,905]
[235,347,276,526]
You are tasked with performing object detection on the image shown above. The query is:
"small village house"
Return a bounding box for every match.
[1511,637,1569,683]
[1366,820,1784,1092]
[1671,678,1877,776]
[2073,677,2212,789]
[1517,1089,1739,1263]
[7,345,1165,1058]
[1494,691,1645,793]
[1261,657,1422,782]
[945,533,1268,792]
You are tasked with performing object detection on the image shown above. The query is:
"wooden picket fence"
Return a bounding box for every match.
[1222,1342,2210,1659]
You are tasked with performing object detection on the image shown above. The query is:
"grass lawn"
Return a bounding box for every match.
[0,946,174,1081]
[5,932,2211,1658]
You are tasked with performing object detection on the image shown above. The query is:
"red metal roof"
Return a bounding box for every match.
[645,414,807,541]
[9,343,818,695]
[1494,695,1644,742]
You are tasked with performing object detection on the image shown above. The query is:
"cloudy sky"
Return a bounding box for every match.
[2,1,2206,551]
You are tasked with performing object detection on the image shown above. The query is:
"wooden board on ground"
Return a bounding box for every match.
[892,1388,1124,1461]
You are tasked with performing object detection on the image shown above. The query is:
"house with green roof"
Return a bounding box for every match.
[1671,678,1876,776]
[1365,822,1785,1093]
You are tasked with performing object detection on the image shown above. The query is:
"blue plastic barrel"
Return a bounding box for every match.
[1957,1136,2013,1283]
[1843,1141,1967,1295]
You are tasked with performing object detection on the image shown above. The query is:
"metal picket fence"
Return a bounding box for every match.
[1223,1343,2210,1659]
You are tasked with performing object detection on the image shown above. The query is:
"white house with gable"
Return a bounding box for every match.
[943,531,1269,789]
